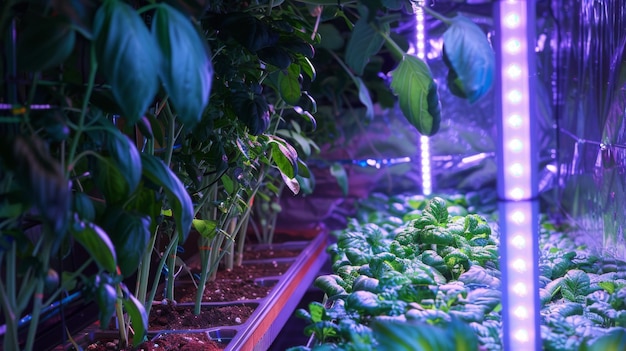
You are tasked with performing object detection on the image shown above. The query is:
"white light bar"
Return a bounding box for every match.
[495,1,541,351]
[412,1,432,196]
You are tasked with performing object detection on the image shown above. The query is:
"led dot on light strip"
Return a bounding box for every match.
[512,258,527,272]
[505,39,522,53]
[506,64,522,78]
[514,329,530,342]
[511,211,525,224]
[514,306,529,319]
[508,139,524,152]
[504,13,521,28]
[513,282,528,296]
[508,114,523,127]
[510,163,524,177]
[512,234,526,249]
[510,187,525,200]
[507,90,523,103]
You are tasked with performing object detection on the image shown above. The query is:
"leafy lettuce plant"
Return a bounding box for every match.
[295,195,502,350]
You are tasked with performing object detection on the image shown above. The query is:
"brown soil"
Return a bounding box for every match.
[149,303,255,329]
[80,249,299,351]
[241,248,302,260]
[86,332,227,351]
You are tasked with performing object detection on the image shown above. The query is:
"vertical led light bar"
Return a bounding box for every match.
[495,1,541,351]
[413,1,432,196]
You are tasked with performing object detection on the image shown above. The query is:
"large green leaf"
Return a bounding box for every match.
[345,13,386,75]
[94,0,160,123]
[107,129,142,193]
[17,15,76,71]
[390,55,441,136]
[278,63,302,105]
[442,15,495,103]
[141,154,193,242]
[94,157,129,204]
[123,294,148,346]
[152,4,212,127]
[102,208,151,277]
[270,137,299,179]
[70,220,117,272]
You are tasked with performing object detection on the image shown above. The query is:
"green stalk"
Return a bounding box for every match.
[165,234,179,300]
[0,243,19,351]
[115,285,128,349]
[418,4,452,26]
[137,232,158,309]
[146,237,179,306]
[68,43,98,167]
[24,245,50,351]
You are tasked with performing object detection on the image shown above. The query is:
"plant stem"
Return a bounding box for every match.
[137,232,158,310]
[417,4,452,26]
[165,234,179,300]
[377,30,406,62]
[68,43,98,168]
[115,285,128,348]
[147,236,178,305]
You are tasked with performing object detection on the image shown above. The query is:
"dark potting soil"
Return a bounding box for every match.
[80,251,297,350]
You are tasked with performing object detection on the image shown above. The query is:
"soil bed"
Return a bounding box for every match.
[149,303,255,330]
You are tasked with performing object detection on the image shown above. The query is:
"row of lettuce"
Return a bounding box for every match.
[288,191,626,351]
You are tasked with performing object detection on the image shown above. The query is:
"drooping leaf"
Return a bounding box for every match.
[94,0,160,123]
[258,46,292,69]
[94,157,129,205]
[330,163,348,196]
[354,77,374,121]
[192,218,218,239]
[102,208,151,277]
[442,15,495,103]
[17,15,76,71]
[152,4,212,127]
[345,12,386,75]
[141,154,193,242]
[270,138,299,179]
[278,63,302,105]
[390,55,441,136]
[107,129,142,194]
[280,171,301,195]
[95,281,117,328]
[123,294,148,346]
[70,220,117,272]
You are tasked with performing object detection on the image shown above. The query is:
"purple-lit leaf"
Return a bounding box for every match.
[94,0,160,123]
[345,12,387,76]
[390,55,441,136]
[71,220,117,272]
[141,154,193,243]
[153,4,212,127]
[278,63,302,105]
[442,15,495,103]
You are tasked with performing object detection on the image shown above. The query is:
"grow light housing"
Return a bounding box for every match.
[412,0,432,196]
[495,1,541,351]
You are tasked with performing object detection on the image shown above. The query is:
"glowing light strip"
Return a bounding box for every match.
[413,1,432,196]
[496,1,540,350]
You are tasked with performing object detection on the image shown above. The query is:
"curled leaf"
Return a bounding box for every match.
[390,55,441,136]
[442,15,495,103]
